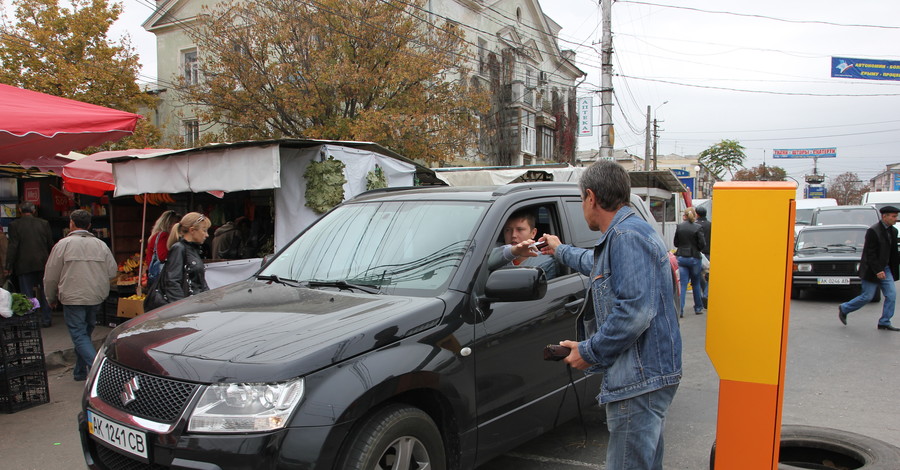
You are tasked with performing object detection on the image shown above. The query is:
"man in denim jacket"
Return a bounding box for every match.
[541,161,682,469]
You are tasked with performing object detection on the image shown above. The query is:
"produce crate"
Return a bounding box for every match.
[0,314,40,343]
[0,365,49,413]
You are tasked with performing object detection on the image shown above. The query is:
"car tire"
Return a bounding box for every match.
[337,404,447,470]
[790,286,802,300]
[710,424,900,469]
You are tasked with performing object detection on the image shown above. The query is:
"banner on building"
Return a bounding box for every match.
[773,148,837,159]
[577,96,593,137]
[832,57,900,81]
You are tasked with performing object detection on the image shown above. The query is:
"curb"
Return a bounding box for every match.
[44,338,107,371]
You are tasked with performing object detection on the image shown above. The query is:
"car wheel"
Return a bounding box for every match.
[790,286,802,300]
[337,404,446,470]
[710,425,900,469]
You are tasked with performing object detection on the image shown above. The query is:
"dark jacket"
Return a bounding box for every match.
[6,215,53,274]
[162,239,209,302]
[859,221,900,282]
[674,220,707,259]
[696,217,712,257]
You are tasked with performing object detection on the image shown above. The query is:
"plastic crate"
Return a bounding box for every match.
[0,366,49,413]
[0,314,40,343]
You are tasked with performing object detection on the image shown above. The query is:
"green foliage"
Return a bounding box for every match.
[10,293,35,316]
[733,164,787,181]
[0,0,160,149]
[366,166,388,191]
[305,156,347,214]
[698,140,747,180]
[182,0,490,164]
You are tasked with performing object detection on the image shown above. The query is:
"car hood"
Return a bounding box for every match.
[105,280,446,383]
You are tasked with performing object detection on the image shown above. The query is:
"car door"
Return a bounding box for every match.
[471,199,589,461]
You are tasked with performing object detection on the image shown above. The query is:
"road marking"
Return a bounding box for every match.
[504,452,601,468]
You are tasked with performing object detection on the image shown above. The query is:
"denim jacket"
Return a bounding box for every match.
[555,206,682,403]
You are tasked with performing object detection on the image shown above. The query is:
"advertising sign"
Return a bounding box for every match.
[806,186,826,199]
[678,177,695,197]
[893,173,900,191]
[832,57,900,81]
[772,148,836,159]
[577,96,593,137]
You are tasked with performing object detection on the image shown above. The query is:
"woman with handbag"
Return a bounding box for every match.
[145,212,211,310]
[143,210,180,286]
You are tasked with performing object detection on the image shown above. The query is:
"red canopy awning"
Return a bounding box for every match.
[0,83,142,163]
[62,149,173,196]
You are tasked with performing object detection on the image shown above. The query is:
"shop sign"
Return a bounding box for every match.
[773,148,837,159]
[832,57,900,81]
[23,181,40,205]
[577,96,593,137]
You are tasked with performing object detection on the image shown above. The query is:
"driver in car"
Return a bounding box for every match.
[487,209,558,280]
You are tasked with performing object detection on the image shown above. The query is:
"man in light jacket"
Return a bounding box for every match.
[44,210,118,381]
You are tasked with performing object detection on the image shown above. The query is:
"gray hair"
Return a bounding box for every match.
[19,201,36,214]
[579,160,631,211]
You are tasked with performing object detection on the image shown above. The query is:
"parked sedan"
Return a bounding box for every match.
[792,224,875,300]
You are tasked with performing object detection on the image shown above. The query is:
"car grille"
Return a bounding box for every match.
[810,261,858,276]
[96,360,199,423]
[94,443,167,470]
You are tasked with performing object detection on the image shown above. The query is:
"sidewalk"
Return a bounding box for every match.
[40,309,113,371]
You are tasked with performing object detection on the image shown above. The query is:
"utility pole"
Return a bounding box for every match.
[644,105,651,170]
[652,118,660,170]
[600,0,614,160]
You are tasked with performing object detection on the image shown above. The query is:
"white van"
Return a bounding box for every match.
[795,198,837,234]
[861,191,900,212]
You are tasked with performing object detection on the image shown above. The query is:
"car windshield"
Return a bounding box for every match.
[796,228,866,251]
[815,208,877,226]
[795,208,814,225]
[260,200,488,296]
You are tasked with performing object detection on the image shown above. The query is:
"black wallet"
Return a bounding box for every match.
[543,344,571,361]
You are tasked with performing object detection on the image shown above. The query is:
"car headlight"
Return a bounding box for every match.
[795,263,812,272]
[188,378,305,433]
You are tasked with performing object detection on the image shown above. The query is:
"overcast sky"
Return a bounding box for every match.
[110,0,900,185]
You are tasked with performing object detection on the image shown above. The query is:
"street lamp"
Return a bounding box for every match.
[694,165,701,199]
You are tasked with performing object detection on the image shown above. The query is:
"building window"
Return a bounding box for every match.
[183,120,200,147]
[521,110,536,156]
[541,127,554,160]
[478,37,488,75]
[183,49,199,85]
[524,67,535,106]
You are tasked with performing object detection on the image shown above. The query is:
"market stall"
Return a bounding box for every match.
[106,139,438,288]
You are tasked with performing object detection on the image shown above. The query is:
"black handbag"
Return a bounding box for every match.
[143,265,169,311]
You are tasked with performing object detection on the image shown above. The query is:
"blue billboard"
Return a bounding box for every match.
[832,57,900,81]
[805,186,826,199]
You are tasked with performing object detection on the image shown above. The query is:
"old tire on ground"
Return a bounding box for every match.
[337,404,446,470]
[710,425,900,470]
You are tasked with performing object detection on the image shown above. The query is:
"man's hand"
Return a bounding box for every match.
[540,234,562,255]
[509,239,539,258]
[559,340,591,370]
[877,271,886,280]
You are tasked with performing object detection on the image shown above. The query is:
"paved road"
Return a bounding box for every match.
[2,291,898,469]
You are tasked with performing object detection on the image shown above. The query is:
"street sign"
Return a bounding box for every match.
[577,96,593,137]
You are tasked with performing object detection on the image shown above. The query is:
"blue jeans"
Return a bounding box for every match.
[18,271,51,324]
[677,256,704,314]
[840,267,896,326]
[605,384,678,470]
[64,304,99,380]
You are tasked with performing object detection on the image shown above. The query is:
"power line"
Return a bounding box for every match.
[615,74,900,97]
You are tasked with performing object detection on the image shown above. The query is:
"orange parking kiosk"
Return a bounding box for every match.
[706,181,796,469]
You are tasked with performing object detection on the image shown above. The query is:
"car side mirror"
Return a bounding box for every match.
[484,267,547,302]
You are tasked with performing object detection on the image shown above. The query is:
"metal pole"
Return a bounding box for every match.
[644,105,651,170]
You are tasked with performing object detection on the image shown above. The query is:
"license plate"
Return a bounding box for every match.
[87,410,148,459]
[818,277,850,285]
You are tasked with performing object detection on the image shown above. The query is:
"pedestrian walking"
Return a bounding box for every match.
[43,210,118,381]
[838,205,900,331]
[695,205,712,306]
[162,212,211,302]
[674,207,707,316]
[4,202,54,327]
[540,160,682,470]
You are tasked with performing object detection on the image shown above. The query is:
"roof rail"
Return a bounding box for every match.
[491,181,578,196]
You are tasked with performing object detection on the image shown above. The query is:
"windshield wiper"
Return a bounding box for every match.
[304,280,381,294]
[256,274,301,287]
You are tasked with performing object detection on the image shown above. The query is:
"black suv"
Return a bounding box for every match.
[79,183,657,470]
